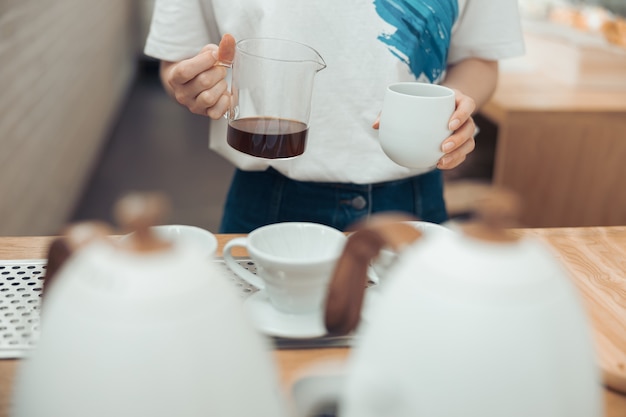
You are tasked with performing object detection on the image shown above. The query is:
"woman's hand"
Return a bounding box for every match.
[436,88,476,170]
[372,58,496,170]
[160,34,236,119]
[371,87,476,170]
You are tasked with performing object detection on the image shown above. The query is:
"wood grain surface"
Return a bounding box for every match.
[511,227,626,395]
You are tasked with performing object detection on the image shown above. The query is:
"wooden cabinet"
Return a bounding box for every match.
[480,70,626,227]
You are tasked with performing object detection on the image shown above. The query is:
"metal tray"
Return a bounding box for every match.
[0,258,263,359]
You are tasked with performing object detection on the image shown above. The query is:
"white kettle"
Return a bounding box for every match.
[11,193,287,417]
[305,192,604,417]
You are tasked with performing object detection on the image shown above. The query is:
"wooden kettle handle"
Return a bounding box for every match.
[43,222,114,298]
[324,214,423,336]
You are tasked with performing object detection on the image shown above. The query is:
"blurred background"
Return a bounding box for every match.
[1,0,625,236]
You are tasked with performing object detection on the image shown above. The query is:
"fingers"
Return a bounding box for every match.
[217,33,236,66]
[206,93,231,119]
[447,89,476,131]
[372,114,381,129]
[180,75,230,116]
[436,89,477,169]
[169,50,217,85]
[169,61,229,118]
[200,43,217,54]
[164,35,237,119]
[437,117,476,170]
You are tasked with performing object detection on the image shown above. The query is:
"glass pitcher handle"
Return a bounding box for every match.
[223,103,238,121]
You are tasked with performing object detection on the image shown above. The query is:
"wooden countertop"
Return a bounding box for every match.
[481,69,626,124]
[0,228,625,417]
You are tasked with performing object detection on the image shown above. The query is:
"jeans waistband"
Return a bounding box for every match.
[263,167,436,192]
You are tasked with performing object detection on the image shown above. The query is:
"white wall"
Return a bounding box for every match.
[0,0,138,236]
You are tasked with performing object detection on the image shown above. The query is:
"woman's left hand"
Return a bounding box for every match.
[372,88,477,170]
[436,88,476,170]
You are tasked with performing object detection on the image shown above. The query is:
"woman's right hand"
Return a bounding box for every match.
[160,34,236,119]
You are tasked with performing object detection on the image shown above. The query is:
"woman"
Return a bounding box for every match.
[144,0,525,232]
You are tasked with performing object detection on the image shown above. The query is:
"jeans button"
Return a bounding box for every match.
[351,195,367,210]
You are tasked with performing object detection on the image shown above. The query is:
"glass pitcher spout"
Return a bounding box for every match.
[236,38,326,71]
[309,48,327,73]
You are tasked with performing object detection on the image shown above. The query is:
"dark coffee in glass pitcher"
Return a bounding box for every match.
[226,38,326,159]
[227,117,308,159]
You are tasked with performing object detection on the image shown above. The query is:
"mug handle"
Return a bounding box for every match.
[223,237,266,290]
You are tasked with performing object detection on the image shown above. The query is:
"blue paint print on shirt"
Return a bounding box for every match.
[374,0,458,82]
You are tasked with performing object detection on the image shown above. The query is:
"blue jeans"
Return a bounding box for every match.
[219,168,448,233]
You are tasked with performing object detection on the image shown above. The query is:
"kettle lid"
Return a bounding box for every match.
[43,192,174,297]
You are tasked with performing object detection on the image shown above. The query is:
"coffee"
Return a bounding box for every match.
[227,117,308,159]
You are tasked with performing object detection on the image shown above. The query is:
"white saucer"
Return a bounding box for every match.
[245,289,382,339]
[244,291,326,339]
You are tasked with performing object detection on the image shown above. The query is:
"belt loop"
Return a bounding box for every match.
[411,175,422,219]
[367,183,373,218]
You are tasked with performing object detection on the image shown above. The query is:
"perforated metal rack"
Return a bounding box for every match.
[0,260,43,358]
[0,258,262,359]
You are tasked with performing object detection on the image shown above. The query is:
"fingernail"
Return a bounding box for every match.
[439,156,451,167]
[442,142,454,152]
[449,119,460,130]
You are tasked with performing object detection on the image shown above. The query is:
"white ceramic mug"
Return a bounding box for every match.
[121,224,218,258]
[223,222,347,314]
[378,82,455,169]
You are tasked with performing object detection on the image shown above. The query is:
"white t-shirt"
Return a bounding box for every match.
[145,0,525,183]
